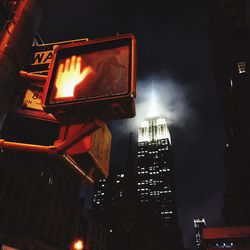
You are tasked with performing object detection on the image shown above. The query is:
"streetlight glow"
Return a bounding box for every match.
[73,240,84,250]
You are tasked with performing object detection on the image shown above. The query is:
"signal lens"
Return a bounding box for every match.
[50,45,129,104]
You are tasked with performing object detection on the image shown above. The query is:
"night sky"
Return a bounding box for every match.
[39,1,226,249]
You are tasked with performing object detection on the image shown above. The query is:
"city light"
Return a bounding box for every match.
[72,239,84,250]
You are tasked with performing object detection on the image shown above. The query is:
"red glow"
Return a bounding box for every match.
[66,124,92,155]
[54,55,94,99]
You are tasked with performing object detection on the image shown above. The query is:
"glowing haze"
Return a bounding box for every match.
[109,75,191,164]
[122,75,191,136]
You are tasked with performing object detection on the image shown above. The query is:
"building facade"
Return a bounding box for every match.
[209,0,250,225]
[92,168,126,215]
[194,218,207,249]
[78,201,108,250]
[92,165,132,250]
[0,115,83,250]
[137,117,184,250]
[137,117,178,228]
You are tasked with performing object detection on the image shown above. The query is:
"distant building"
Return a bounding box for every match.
[78,200,108,250]
[194,218,206,249]
[137,117,178,228]
[92,165,130,250]
[93,166,126,215]
[93,179,107,214]
[209,0,250,225]
[201,226,250,249]
[137,116,184,249]
[92,133,182,250]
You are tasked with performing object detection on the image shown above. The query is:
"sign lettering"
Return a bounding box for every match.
[32,50,53,65]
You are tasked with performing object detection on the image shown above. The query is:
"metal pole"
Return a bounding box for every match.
[0,118,104,184]
[0,139,56,154]
[60,154,94,185]
[0,119,104,154]
[19,70,47,82]
[0,0,47,129]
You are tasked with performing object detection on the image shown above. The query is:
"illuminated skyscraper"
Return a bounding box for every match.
[194,217,206,249]
[137,117,178,228]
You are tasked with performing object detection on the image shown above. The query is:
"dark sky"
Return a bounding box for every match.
[39,1,226,249]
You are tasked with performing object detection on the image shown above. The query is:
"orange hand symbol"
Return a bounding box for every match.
[54,55,94,99]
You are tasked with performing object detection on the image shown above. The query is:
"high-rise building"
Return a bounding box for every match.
[92,126,184,250]
[92,166,127,215]
[78,199,108,250]
[93,178,107,213]
[194,217,206,249]
[209,0,250,225]
[137,117,178,228]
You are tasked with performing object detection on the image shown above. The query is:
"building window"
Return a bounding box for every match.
[237,61,246,74]
[48,177,53,185]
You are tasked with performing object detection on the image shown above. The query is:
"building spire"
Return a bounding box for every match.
[147,81,159,118]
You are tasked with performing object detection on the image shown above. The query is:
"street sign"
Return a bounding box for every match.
[23,84,43,110]
[42,34,136,124]
[12,82,58,122]
[32,50,53,66]
[25,38,88,74]
[59,123,112,179]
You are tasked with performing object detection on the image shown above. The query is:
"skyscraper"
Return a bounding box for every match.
[137,117,178,228]
[209,0,250,226]
[193,217,206,249]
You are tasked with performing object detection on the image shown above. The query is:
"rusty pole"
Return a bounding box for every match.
[0,118,104,184]
[0,0,47,130]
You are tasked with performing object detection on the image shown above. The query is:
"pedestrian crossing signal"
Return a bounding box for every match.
[42,34,136,124]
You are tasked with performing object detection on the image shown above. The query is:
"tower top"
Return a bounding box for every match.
[138,117,171,144]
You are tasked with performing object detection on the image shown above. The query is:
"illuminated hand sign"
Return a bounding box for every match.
[42,34,136,123]
[54,55,94,99]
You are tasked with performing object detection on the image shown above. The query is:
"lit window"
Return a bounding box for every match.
[230,79,233,89]
[237,61,246,74]
[48,177,53,185]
